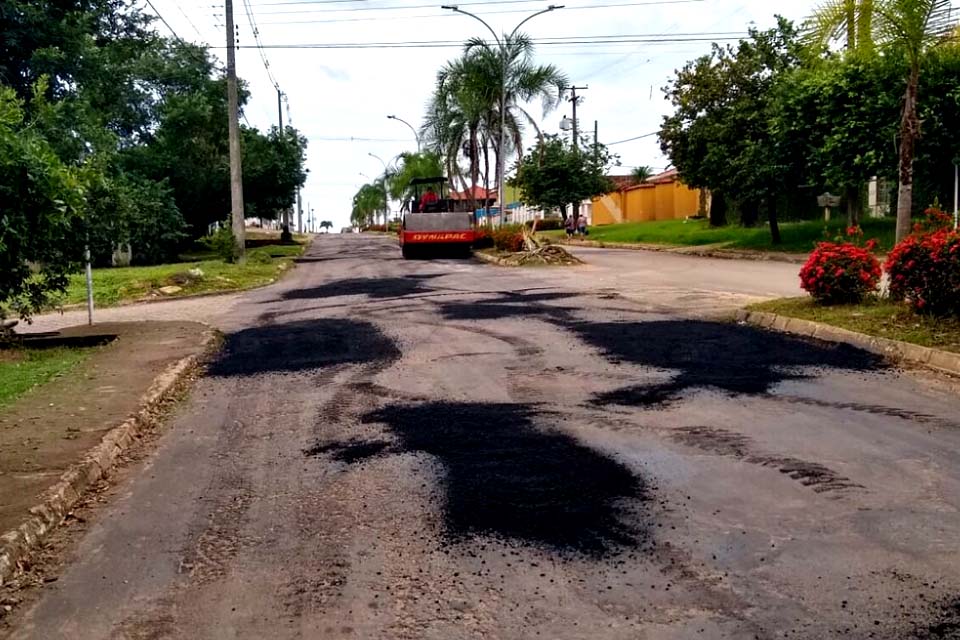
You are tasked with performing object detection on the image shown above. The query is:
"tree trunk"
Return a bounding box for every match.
[469,125,479,213]
[483,139,491,222]
[767,200,781,245]
[895,63,920,242]
[740,200,759,227]
[845,184,861,227]
[709,190,727,227]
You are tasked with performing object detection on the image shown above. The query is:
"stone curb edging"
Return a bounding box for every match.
[0,329,222,586]
[554,238,808,264]
[736,310,960,377]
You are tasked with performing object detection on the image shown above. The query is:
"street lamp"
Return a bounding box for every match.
[388,115,421,153]
[442,3,563,227]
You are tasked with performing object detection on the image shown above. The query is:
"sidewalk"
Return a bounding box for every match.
[0,322,212,562]
[554,237,809,264]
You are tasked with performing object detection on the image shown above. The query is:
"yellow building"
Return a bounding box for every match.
[592,169,703,225]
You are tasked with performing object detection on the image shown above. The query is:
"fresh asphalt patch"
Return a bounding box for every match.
[576,320,887,409]
[303,438,394,464]
[351,402,651,557]
[278,275,442,301]
[208,318,401,377]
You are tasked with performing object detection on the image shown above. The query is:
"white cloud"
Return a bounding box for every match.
[151,0,819,230]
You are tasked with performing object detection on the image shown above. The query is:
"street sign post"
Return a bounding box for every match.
[817,192,841,222]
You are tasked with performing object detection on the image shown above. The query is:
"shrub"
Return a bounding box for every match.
[490,225,526,253]
[800,232,881,304]
[473,228,494,249]
[200,224,239,263]
[885,210,960,315]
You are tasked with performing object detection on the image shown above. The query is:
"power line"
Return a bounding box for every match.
[240,0,282,91]
[170,0,206,40]
[217,35,743,49]
[243,0,704,14]
[605,132,658,145]
[144,0,182,40]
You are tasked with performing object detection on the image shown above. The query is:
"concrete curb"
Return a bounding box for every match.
[0,329,222,586]
[555,238,808,264]
[473,251,513,267]
[736,310,960,377]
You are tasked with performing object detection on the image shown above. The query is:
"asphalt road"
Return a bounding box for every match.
[8,235,960,639]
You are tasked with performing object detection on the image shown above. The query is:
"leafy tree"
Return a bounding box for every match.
[660,18,803,243]
[242,125,308,222]
[511,135,615,220]
[0,86,86,321]
[807,0,956,240]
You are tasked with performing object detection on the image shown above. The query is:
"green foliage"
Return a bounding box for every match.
[387,151,444,202]
[0,346,93,410]
[0,86,86,321]
[511,135,616,217]
[660,17,803,236]
[352,182,387,227]
[422,33,567,197]
[201,224,240,263]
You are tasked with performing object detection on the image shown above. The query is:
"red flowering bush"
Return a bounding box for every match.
[884,207,960,316]
[490,225,526,252]
[800,227,882,304]
[473,227,494,249]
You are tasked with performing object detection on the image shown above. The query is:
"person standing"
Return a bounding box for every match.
[565,215,575,237]
[577,215,588,236]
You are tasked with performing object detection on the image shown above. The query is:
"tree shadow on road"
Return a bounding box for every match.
[208,318,400,377]
[359,401,650,557]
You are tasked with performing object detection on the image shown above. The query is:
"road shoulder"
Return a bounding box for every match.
[736,308,960,377]
[0,321,219,585]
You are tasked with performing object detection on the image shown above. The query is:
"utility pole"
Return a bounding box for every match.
[563,85,588,150]
[225,0,245,259]
[278,89,283,131]
[297,189,303,233]
[594,120,599,161]
[563,85,588,221]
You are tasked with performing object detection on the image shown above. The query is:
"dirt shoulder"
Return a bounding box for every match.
[0,321,209,535]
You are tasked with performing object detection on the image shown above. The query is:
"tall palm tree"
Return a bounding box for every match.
[422,33,567,208]
[806,0,955,240]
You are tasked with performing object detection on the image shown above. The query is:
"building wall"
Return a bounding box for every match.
[591,178,703,225]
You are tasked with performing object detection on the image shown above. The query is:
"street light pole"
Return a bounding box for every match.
[442,4,562,228]
[369,152,390,228]
[387,115,421,153]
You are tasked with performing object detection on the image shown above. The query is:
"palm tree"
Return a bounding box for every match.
[631,166,652,184]
[805,0,876,52]
[387,151,444,208]
[319,220,333,233]
[422,33,567,208]
[806,0,955,240]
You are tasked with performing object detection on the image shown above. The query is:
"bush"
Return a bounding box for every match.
[201,224,239,263]
[885,208,960,316]
[800,230,881,304]
[473,228,494,249]
[491,225,526,253]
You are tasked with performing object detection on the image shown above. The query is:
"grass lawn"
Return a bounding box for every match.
[748,297,960,353]
[546,218,897,254]
[0,347,93,410]
[61,242,305,308]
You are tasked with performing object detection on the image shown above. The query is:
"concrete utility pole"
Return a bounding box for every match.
[297,189,303,232]
[225,0,245,259]
[563,85,588,151]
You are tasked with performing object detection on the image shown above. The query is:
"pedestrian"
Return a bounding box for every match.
[577,215,588,236]
[565,215,575,237]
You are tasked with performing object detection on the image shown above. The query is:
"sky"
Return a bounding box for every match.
[147,0,826,231]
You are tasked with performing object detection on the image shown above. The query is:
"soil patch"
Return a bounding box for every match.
[670,426,862,494]
[0,321,208,535]
[209,318,400,377]
[360,402,650,556]
[579,320,886,409]
[278,275,441,301]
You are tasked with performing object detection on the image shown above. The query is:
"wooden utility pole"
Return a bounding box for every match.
[564,85,588,150]
[225,0,246,259]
